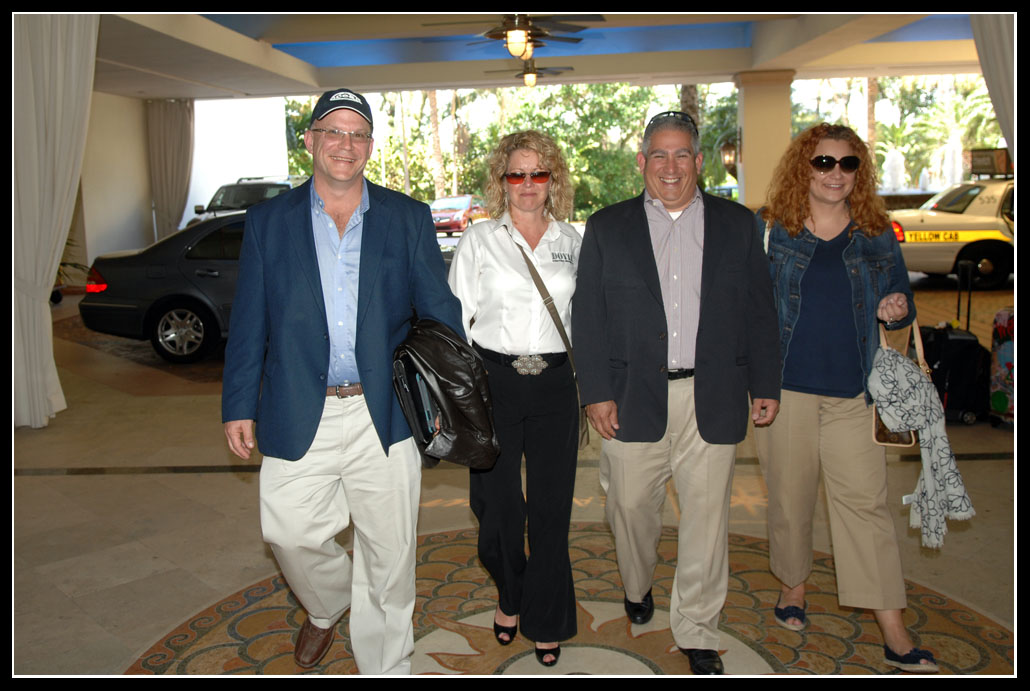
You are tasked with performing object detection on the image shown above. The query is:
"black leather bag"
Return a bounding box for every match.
[393,319,500,469]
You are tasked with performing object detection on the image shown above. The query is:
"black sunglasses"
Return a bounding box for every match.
[503,171,552,184]
[810,155,861,173]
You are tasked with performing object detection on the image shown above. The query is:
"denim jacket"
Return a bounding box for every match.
[756,213,916,401]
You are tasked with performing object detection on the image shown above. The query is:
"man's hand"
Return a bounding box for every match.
[751,398,779,426]
[224,419,256,459]
[586,400,620,440]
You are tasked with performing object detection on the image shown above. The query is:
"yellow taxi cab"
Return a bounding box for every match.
[891,178,1013,289]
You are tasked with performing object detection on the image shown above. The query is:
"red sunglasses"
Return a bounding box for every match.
[503,171,551,184]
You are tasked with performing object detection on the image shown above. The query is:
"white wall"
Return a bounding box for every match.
[180,98,290,227]
[80,92,153,262]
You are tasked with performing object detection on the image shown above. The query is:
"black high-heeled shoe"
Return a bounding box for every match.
[535,644,561,667]
[493,620,517,646]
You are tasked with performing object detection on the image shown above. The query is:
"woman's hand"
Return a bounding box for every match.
[877,293,909,325]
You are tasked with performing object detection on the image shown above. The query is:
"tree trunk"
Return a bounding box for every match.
[428,90,446,199]
[451,91,459,195]
[399,92,411,196]
[680,84,700,127]
[867,77,878,149]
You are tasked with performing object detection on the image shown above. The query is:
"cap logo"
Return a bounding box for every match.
[330,92,362,103]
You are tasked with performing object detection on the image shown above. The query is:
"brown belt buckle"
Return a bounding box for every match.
[332,384,361,398]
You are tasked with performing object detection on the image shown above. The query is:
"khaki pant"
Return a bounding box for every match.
[260,395,422,675]
[600,378,736,650]
[755,389,907,610]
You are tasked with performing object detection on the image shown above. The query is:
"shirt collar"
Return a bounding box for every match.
[309,177,370,216]
[492,210,570,243]
[643,186,703,216]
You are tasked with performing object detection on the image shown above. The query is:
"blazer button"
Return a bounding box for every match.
[659,365,667,373]
[319,374,326,381]
[659,332,667,340]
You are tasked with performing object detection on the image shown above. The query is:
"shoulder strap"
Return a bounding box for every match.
[879,318,932,378]
[514,241,576,375]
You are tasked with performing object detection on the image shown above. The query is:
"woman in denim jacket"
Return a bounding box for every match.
[755,124,938,673]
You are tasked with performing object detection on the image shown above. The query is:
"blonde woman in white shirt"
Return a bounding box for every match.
[447,131,581,667]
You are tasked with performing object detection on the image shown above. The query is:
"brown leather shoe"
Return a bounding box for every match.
[294,618,336,668]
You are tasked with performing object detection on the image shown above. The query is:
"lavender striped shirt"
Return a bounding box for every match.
[643,187,704,370]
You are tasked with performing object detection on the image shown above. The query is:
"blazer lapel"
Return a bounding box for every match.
[628,193,665,308]
[357,181,390,330]
[699,192,727,307]
[285,181,327,317]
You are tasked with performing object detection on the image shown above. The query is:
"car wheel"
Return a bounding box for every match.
[149,302,218,363]
[958,246,1011,290]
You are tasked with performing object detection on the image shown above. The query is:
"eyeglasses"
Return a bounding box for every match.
[646,110,699,136]
[502,171,552,184]
[310,128,373,144]
[810,155,860,173]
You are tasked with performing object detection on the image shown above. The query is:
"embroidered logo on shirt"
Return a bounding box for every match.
[551,252,574,264]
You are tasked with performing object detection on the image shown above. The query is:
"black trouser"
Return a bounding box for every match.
[471,348,579,642]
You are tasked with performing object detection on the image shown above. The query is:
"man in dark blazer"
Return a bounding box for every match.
[572,111,780,675]
[222,88,462,674]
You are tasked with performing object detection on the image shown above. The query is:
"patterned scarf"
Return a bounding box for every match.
[867,327,975,548]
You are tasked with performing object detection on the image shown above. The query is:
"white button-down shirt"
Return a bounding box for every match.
[447,212,582,355]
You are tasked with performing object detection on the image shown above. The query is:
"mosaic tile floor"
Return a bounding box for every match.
[127,524,1013,675]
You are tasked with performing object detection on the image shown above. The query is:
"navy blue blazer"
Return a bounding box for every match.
[571,191,781,445]
[221,179,464,461]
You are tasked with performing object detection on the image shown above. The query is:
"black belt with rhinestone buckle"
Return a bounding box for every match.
[511,353,548,376]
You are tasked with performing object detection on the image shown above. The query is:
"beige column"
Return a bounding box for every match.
[734,70,795,211]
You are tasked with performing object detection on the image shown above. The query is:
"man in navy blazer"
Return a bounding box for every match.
[572,111,780,675]
[222,88,462,674]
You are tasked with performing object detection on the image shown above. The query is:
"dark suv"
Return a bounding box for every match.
[187,175,307,226]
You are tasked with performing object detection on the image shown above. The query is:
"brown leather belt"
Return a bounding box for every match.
[327,383,363,398]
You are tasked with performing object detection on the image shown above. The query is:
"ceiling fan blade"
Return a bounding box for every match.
[421,18,504,27]
[537,35,582,44]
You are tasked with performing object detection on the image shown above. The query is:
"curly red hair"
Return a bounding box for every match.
[762,123,888,237]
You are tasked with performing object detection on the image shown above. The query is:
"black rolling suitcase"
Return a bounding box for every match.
[918,261,991,425]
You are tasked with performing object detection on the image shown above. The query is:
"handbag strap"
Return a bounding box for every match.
[508,229,576,375]
[878,318,932,378]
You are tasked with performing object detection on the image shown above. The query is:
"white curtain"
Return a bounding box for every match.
[13,14,100,428]
[970,14,1014,153]
[147,99,195,238]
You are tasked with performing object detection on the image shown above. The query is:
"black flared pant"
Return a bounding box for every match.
[470,352,579,642]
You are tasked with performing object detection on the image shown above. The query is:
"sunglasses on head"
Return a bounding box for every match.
[503,171,552,184]
[648,110,698,130]
[810,155,861,173]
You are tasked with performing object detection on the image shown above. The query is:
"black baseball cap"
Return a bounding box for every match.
[309,88,373,131]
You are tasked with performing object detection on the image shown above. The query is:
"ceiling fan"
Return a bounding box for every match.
[424,14,605,60]
[486,59,573,87]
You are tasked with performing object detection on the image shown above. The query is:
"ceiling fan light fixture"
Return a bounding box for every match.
[523,71,538,87]
[505,29,529,58]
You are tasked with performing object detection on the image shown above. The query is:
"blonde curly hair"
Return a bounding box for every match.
[484,130,573,221]
[762,123,888,237]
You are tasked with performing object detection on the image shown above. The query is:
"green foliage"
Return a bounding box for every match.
[285,97,314,177]
[697,86,739,191]
[785,75,1002,189]
[287,75,1003,212]
[500,83,657,219]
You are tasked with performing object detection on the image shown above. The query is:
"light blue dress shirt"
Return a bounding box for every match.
[311,181,368,386]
